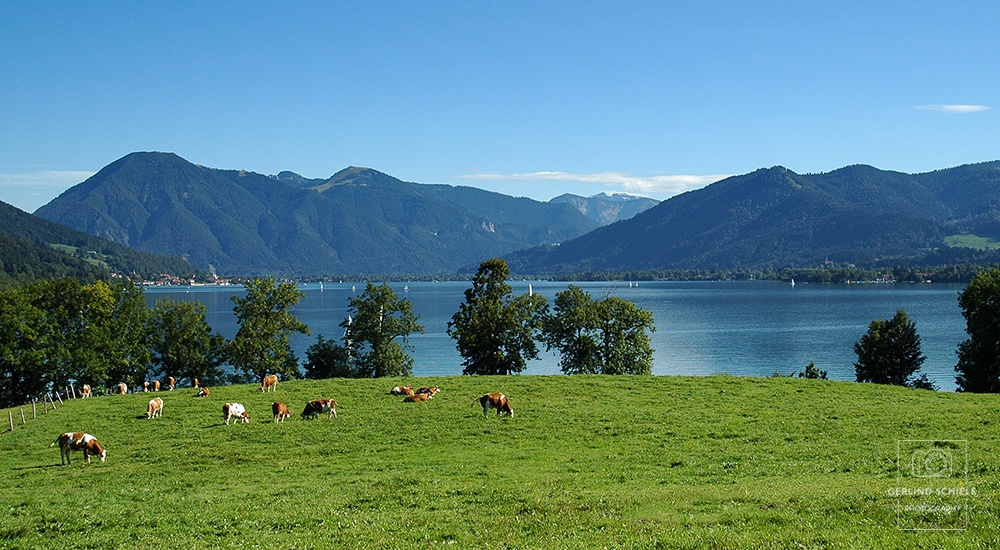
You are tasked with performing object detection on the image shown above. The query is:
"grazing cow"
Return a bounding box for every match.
[403,393,431,402]
[195,387,210,398]
[117,383,128,395]
[261,374,278,393]
[301,399,337,420]
[272,402,291,423]
[167,377,175,391]
[146,397,163,419]
[152,380,161,392]
[80,384,92,399]
[50,432,106,465]
[476,393,514,418]
[143,381,150,392]
[416,386,440,397]
[222,403,249,425]
[390,385,414,396]
[193,378,199,388]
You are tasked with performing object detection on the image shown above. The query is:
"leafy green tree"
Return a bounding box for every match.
[96,280,151,387]
[304,335,353,379]
[146,298,226,387]
[955,268,1000,392]
[226,277,310,383]
[543,285,655,375]
[448,258,547,375]
[854,309,928,387]
[798,361,827,380]
[342,283,424,377]
[0,285,50,407]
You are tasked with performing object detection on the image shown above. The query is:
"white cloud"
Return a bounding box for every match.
[458,171,731,199]
[915,104,993,114]
[0,170,94,212]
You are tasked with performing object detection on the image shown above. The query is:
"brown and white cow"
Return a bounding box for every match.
[195,387,210,398]
[143,381,150,392]
[272,402,291,423]
[403,393,431,402]
[117,383,128,395]
[167,376,175,391]
[50,432,106,465]
[390,385,414,396]
[152,380,161,392]
[146,397,164,419]
[193,378,199,388]
[222,403,249,425]
[476,393,514,418]
[416,386,440,397]
[80,384,92,399]
[301,399,337,420]
[261,374,278,393]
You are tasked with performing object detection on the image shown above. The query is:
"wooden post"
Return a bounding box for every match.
[8,411,12,432]
[32,401,37,418]
[20,408,25,425]
[55,392,63,405]
[69,384,76,399]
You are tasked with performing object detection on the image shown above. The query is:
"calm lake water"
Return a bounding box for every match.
[145,280,969,391]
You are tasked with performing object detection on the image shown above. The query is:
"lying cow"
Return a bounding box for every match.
[272,401,291,423]
[223,402,250,425]
[146,397,163,419]
[390,385,414,396]
[50,432,106,465]
[403,393,431,402]
[261,374,278,393]
[416,386,440,397]
[195,387,210,398]
[301,399,337,420]
[476,393,514,418]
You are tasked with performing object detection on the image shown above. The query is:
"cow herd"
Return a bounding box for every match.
[49,377,513,465]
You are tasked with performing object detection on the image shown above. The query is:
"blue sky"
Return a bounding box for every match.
[1,1,997,213]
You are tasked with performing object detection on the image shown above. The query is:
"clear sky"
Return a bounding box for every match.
[1,1,997,213]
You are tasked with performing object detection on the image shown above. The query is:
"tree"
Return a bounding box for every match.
[798,361,827,380]
[543,285,655,375]
[304,335,353,379]
[448,258,547,375]
[227,278,310,383]
[146,298,226,387]
[955,268,1000,392]
[0,285,49,407]
[342,283,424,377]
[853,309,927,387]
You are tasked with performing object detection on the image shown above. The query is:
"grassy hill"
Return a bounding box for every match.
[2,376,997,548]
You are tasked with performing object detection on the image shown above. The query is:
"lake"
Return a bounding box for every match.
[145,280,969,390]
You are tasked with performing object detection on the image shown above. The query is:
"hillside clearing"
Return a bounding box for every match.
[2,376,997,549]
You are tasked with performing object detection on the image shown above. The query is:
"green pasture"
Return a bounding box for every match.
[1,376,998,549]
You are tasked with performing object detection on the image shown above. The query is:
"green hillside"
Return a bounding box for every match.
[2,376,997,548]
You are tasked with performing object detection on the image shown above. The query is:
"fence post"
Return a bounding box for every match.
[55,392,63,405]
[32,401,37,418]
[7,411,12,432]
[20,408,25,425]
[69,384,76,399]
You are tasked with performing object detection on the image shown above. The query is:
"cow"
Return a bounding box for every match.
[390,385,414,396]
[167,377,175,391]
[272,402,291,423]
[261,374,278,393]
[222,403,249,425]
[193,378,199,388]
[146,397,163,419]
[403,393,431,402]
[50,432,106,465]
[301,399,337,420]
[143,381,150,392]
[152,380,160,392]
[416,386,440,397]
[117,383,128,395]
[195,387,210,398]
[80,384,92,399]
[476,393,514,418]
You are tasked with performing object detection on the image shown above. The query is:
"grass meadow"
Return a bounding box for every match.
[1,375,998,549]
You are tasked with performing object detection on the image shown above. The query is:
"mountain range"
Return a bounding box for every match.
[34,153,655,276]
[505,161,1000,273]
